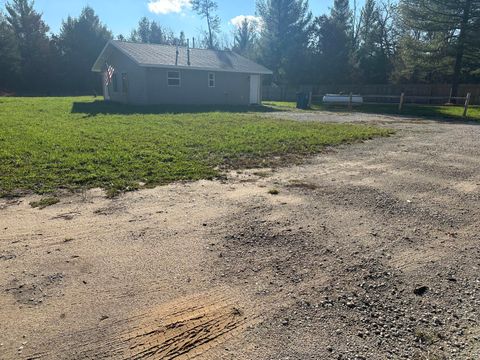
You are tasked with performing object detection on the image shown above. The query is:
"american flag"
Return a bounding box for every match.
[105,63,115,85]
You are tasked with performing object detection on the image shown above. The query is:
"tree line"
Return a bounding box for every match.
[0,0,479,96]
[252,0,479,98]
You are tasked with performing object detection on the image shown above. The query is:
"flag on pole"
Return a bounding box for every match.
[105,63,115,85]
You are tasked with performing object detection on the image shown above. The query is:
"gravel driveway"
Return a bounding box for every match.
[1,112,479,359]
[263,108,465,124]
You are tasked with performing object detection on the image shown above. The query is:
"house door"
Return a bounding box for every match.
[249,75,261,104]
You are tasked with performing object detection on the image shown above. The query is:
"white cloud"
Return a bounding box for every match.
[148,0,191,15]
[230,15,263,29]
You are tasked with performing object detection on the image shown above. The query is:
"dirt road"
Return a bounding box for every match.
[1,113,479,359]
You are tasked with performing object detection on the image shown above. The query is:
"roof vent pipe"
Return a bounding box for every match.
[175,45,179,66]
[187,39,191,66]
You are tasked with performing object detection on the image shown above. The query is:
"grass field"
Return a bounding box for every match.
[263,101,480,121]
[0,97,391,197]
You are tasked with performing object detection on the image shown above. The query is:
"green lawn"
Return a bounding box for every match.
[0,97,391,197]
[263,101,480,121]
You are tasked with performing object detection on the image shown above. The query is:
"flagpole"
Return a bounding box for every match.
[104,74,111,101]
[105,62,112,101]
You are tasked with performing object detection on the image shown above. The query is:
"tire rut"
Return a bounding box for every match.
[27,291,257,360]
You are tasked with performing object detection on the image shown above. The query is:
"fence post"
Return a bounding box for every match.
[448,88,453,104]
[308,91,313,108]
[463,93,471,118]
[399,92,405,113]
[348,92,353,112]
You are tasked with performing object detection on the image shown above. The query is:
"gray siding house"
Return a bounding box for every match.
[92,41,272,106]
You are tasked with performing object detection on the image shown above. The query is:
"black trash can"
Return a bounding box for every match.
[296,92,309,109]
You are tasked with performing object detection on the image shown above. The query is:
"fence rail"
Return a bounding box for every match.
[311,94,470,102]
[310,92,473,117]
[263,83,480,105]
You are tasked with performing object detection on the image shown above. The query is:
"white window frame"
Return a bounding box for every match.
[167,71,181,87]
[208,72,215,88]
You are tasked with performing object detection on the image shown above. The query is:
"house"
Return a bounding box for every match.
[91,41,273,106]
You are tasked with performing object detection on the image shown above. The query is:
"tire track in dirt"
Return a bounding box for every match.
[26,291,259,360]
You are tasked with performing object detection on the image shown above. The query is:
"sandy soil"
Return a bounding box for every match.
[1,113,479,359]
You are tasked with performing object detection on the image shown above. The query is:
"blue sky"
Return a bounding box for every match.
[0,1,364,40]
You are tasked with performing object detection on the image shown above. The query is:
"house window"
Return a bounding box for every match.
[208,73,215,88]
[167,71,181,87]
[121,73,128,93]
[112,74,118,92]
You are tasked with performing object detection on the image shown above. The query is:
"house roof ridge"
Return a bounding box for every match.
[111,40,236,54]
[93,40,273,75]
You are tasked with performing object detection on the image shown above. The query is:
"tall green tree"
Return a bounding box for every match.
[129,18,185,45]
[257,0,312,85]
[312,0,352,84]
[233,18,257,58]
[0,13,20,91]
[58,6,112,93]
[5,0,51,92]
[332,0,352,31]
[130,17,152,43]
[354,0,393,83]
[148,21,164,44]
[130,17,166,44]
[399,0,480,95]
[191,0,221,49]
[392,27,453,83]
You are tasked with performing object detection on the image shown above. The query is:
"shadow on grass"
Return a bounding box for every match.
[71,100,281,116]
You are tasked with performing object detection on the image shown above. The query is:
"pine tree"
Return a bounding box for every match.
[332,0,352,31]
[257,0,312,85]
[5,0,51,92]
[130,18,170,45]
[130,17,152,43]
[58,6,112,93]
[399,0,480,95]
[149,21,165,44]
[312,0,352,84]
[233,18,257,58]
[0,13,20,91]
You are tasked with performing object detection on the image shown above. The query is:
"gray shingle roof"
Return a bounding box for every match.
[93,40,272,75]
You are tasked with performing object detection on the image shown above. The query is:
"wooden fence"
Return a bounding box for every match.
[313,92,472,117]
[263,84,480,105]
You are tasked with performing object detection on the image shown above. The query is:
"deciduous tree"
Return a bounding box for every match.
[354,0,394,83]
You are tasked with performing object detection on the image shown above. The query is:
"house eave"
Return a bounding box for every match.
[91,41,112,72]
[138,63,273,75]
